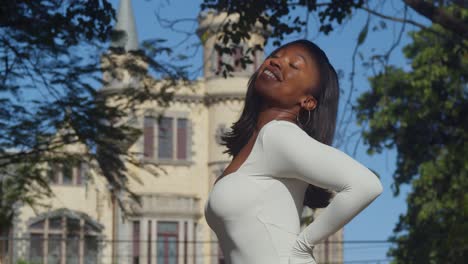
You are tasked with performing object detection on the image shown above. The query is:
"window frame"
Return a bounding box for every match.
[156,221,179,264]
[48,161,88,186]
[28,211,102,264]
[141,111,192,165]
[132,220,140,264]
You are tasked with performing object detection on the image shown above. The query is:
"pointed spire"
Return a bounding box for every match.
[111,0,139,51]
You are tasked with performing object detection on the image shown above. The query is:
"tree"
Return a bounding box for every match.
[0,0,190,227]
[200,0,467,44]
[199,0,467,73]
[355,12,467,262]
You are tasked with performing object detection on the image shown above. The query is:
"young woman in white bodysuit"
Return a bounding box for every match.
[204,39,384,264]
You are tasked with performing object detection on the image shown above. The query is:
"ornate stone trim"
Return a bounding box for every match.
[26,208,104,231]
[98,88,245,105]
[127,193,202,219]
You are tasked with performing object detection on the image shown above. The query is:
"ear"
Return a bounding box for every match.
[300,95,317,111]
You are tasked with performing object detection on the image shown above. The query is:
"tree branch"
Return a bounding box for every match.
[359,5,429,30]
[403,0,468,39]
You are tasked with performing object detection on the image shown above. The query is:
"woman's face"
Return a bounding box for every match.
[255,43,320,109]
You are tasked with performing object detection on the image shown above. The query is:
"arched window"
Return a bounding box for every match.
[28,209,103,264]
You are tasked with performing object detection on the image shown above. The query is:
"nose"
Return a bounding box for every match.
[269,57,282,70]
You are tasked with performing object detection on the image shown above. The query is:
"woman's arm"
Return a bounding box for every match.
[262,122,383,263]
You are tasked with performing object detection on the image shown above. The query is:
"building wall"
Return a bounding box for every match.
[11,169,114,263]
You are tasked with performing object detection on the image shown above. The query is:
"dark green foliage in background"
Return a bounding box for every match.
[355,8,468,263]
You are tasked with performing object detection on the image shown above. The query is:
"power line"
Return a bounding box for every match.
[0,236,396,244]
[2,252,395,262]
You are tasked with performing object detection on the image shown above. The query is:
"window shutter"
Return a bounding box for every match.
[187,119,193,162]
[48,163,59,184]
[132,220,140,264]
[176,118,188,160]
[77,162,88,185]
[234,46,243,71]
[136,115,144,160]
[76,162,82,185]
[143,116,155,158]
[62,162,73,184]
[211,49,218,74]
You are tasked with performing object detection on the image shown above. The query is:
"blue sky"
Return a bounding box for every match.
[108,0,431,262]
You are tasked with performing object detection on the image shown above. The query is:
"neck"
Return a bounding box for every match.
[255,105,300,131]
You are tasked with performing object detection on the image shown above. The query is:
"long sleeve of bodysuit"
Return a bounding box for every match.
[262,121,384,264]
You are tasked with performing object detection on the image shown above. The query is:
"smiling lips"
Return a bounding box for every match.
[261,66,283,82]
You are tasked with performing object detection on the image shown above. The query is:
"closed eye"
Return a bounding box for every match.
[290,63,299,69]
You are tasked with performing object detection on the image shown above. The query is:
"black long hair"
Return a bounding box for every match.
[220,39,340,209]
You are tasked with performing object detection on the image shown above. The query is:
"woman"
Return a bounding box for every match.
[204,39,383,264]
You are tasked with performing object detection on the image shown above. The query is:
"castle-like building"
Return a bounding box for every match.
[0,1,343,263]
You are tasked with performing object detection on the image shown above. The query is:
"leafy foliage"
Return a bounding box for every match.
[0,1,191,226]
[200,0,467,77]
[355,11,468,262]
[201,0,366,77]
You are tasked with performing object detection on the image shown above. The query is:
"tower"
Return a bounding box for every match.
[101,0,147,92]
[99,1,144,262]
[196,10,268,264]
[196,9,269,188]
[111,0,138,52]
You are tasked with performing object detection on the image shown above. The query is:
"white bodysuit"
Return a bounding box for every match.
[204,119,383,264]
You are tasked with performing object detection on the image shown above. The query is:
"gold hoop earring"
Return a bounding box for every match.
[296,108,311,127]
